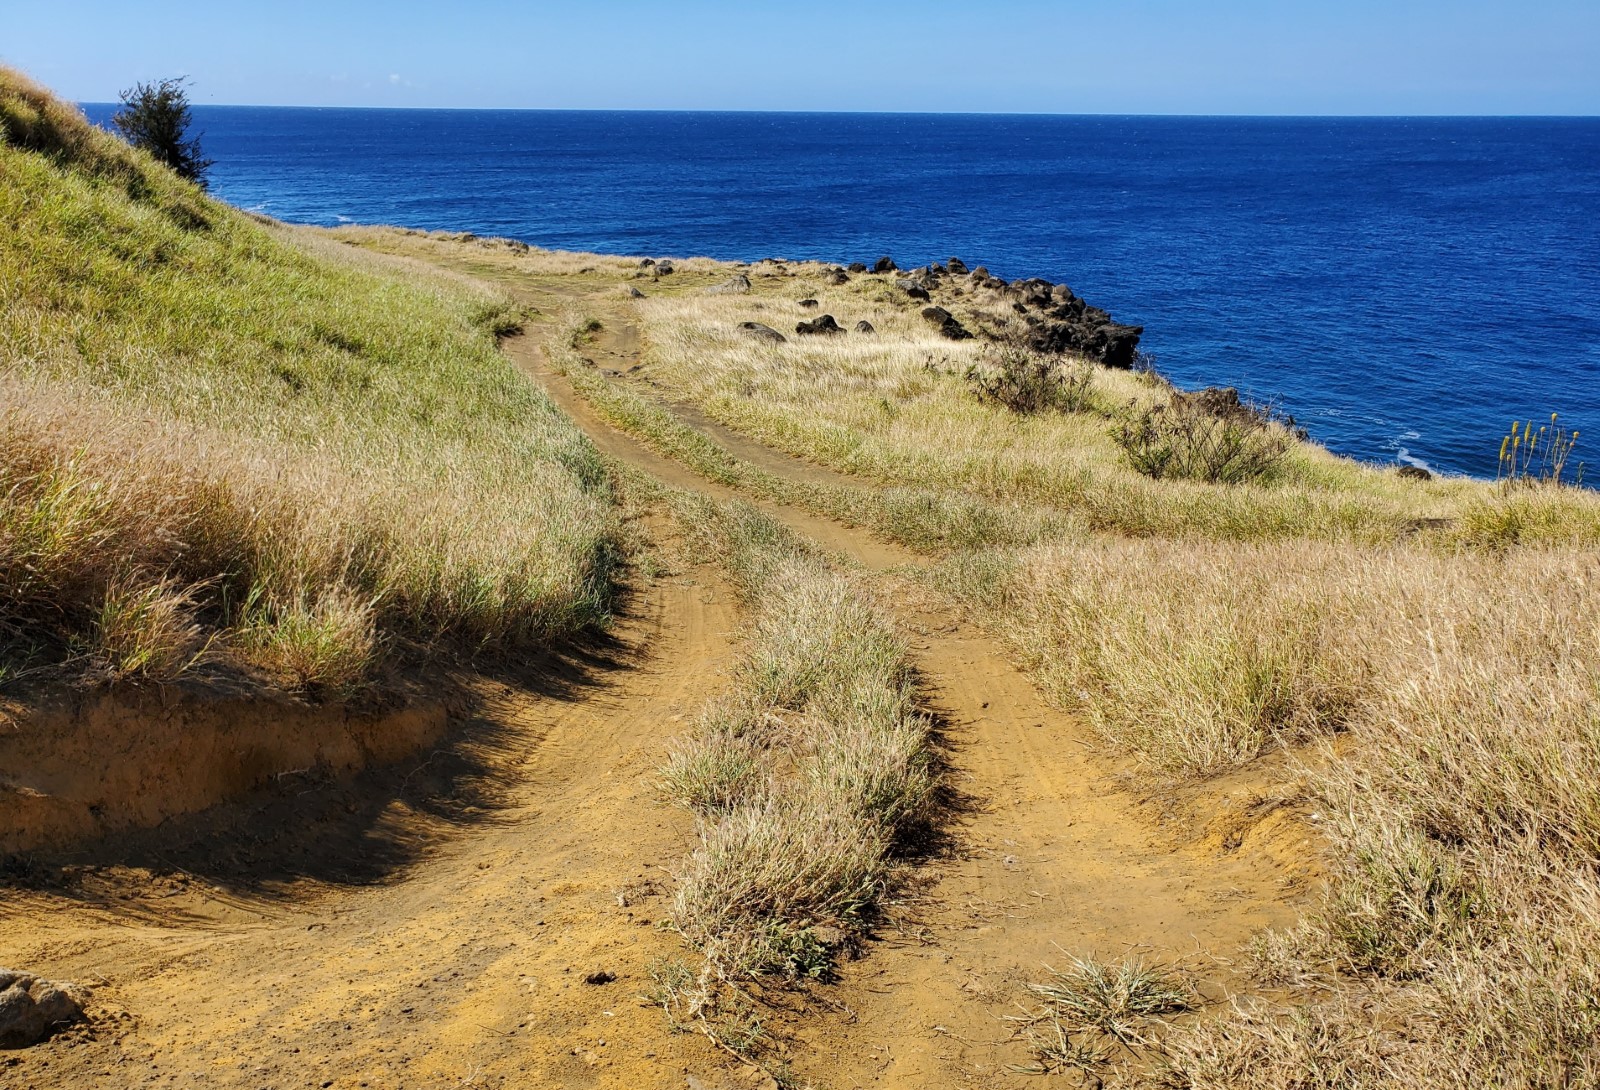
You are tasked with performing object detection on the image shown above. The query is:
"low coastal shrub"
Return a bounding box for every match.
[1112,395,1294,485]
[964,344,1098,414]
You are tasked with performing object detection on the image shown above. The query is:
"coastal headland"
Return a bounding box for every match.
[5,68,1600,1089]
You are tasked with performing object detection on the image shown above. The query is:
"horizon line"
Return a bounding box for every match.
[76,100,1600,120]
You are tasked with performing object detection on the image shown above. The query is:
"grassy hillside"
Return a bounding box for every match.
[0,69,616,694]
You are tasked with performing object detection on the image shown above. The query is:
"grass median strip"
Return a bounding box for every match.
[648,487,940,1067]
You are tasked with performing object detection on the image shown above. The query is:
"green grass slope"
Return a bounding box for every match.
[0,68,616,694]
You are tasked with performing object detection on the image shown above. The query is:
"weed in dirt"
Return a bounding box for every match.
[1009,954,1199,1081]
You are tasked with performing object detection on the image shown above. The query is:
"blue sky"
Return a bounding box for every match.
[6,1,1598,114]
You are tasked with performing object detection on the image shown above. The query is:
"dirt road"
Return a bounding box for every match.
[1,278,1307,1089]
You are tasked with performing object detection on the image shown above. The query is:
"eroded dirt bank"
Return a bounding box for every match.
[1,688,449,855]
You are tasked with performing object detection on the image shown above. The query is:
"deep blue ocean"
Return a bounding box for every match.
[82,105,1600,478]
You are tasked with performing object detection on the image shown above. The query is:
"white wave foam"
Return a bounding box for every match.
[1395,448,1434,472]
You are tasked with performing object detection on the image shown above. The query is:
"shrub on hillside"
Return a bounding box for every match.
[1112,390,1296,485]
[112,77,212,187]
[964,345,1097,415]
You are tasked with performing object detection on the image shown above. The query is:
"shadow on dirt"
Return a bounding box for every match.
[0,610,650,919]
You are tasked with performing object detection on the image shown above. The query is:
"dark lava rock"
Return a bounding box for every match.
[738,321,788,345]
[939,317,974,341]
[796,314,845,336]
[872,256,898,274]
[1398,465,1433,480]
[896,279,931,301]
[948,257,969,275]
[583,970,617,986]
[921,306,953,325]
[638,258,656,267]
[847,262,868,274]
[1175,387,1296,432]
[971,265,989,280]
[826,268,851,285]
[707,274,752,295]
[854,320,876,334]
[798,298,820,309]
[1008,278,1056,307]
[1023,312,1144,368]
[0,970,84,1049]
[625,286,645,299]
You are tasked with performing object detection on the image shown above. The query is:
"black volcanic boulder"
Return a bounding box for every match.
[855,320,876,334]
[948,257,969,275]
[1009,278,1054,306]
[796,314,845,335]
[798,298,820,309]
[872,256,898,274]
[848,262,868,274]
[940,318,973,340]
[1397,465,1433,480]
[738,321,788,344]
[921,306,953,325]
[896,279,930,300]
[826,268,851,285]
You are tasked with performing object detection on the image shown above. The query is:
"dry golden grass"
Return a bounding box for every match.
[938,534,1600,1086]
[629,284,1600,546]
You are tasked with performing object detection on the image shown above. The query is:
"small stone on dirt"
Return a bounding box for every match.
[811,925,848,948]
[0,969,85,1048]
[583,970,616,985]
[797,298,819,309]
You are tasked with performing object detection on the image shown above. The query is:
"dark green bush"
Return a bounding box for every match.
[112,77,212,187]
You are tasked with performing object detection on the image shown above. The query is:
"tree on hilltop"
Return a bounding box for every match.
[113,77,212,187]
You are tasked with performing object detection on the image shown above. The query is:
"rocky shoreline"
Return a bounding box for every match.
[705,252,1144,367]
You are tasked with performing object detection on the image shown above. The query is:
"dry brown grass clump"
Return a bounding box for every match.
[651,493,938,1067]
